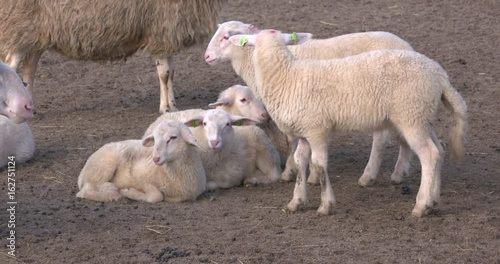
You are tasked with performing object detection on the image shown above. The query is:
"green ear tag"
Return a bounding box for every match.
[151,138,155,145]
[290,32,298,42]
[234,120,244,126]
[193,120,200,127]
[239,37,248,47]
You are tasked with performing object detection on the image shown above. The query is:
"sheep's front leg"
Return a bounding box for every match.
[22,51,43,97]
[309,137,335,216]
[155,55,177,112]
[121,185,163,203]
[286,139,310,212]
[358,129,390,187]
[281,135,298,181]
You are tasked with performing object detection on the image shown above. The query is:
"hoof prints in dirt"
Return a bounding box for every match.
[144,247,191,262]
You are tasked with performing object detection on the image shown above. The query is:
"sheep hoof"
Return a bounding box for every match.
[317,201,334,216]
[390,173,403,185]
[280,171,295,182]
[306,178,320,186]
[286,198,304,212]
[358,176,376,187]
[411,205,433,218]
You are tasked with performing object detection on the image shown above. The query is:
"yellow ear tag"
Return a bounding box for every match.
[290,32,298,42]
[239,37,248,47]
[151,138,155,145]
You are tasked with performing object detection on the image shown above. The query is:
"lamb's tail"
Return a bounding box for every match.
[441,80,467,161]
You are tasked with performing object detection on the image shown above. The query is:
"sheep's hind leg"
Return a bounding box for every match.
[286,139,310,212]
[358,130,390,187]
[403,130,442,217]
[155,55,177,113]
[309,136,335,216]
[390,142,412,184]
[121,185,163,203]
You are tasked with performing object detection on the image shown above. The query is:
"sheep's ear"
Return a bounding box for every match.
[142,135,155,147]
[208,97,232,108]
[282,32,313,45]
[229,34,256,47]
[180,127,203,149]
[231,115,260,126]
[184,117,204,128]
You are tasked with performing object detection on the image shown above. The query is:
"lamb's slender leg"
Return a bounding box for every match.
[430,130,443,205]
[390,142,412,184]
[281,135,298,181]
[358,129,390,187]
[76,182,122,202]
[308,136,335,216]
[121,185,163,203]
[404,131,442,217]
[154,55,177,112]
[22,51,43,97]
[286,138,310,212]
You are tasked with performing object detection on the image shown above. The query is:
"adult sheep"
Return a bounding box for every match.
[204,21,416,187]
[229,30,467,217]
[0,0,226,112]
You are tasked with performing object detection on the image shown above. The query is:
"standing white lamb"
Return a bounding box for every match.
[0,0,225,112]
[76,120,206,203]
[0,60,35,168]
[204,21,415,187]
[228,30,467,217]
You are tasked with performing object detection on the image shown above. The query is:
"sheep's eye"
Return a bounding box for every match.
[239,98,247,103]
[170,136,177,140]
[222,35,229,40]
[203,122,207,126]
[22,82,28,87]
[226,122,230,127]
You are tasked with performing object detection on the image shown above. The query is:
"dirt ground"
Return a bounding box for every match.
[1,0,499,263]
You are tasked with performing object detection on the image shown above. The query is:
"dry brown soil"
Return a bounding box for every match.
[1,0,499,263]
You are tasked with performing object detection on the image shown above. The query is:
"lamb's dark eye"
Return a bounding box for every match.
[226,122,230,127]
[170,136,177,140]
[239,98,247,103]
[223,35,229,40]
[203,122,207,126]
[22,82,28,87]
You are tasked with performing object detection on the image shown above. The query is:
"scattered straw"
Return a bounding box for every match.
[145,225,172,234]
[43,176,63,184]
[319,20,337,26]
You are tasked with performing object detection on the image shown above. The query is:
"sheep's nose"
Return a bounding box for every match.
[25,103,35,114]
[153,157,160,164]
[261,112,269,121]
[210,140,219,148]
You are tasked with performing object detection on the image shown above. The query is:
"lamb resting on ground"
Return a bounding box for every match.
[0,60,35,168]
[0,0,225,112]
[228,30,467,217]
[209,84,290,169]
[76,120,206,203]
[144,108,282,190]
[184,109,281,190]
[204,21,415,187]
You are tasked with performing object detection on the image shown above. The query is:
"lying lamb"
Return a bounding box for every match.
[228,30,467,217]
[144,108,282,190]
[184,109,282,190]
[204,21,415,187]
[76,120,206,203]
[0,60,35,168]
